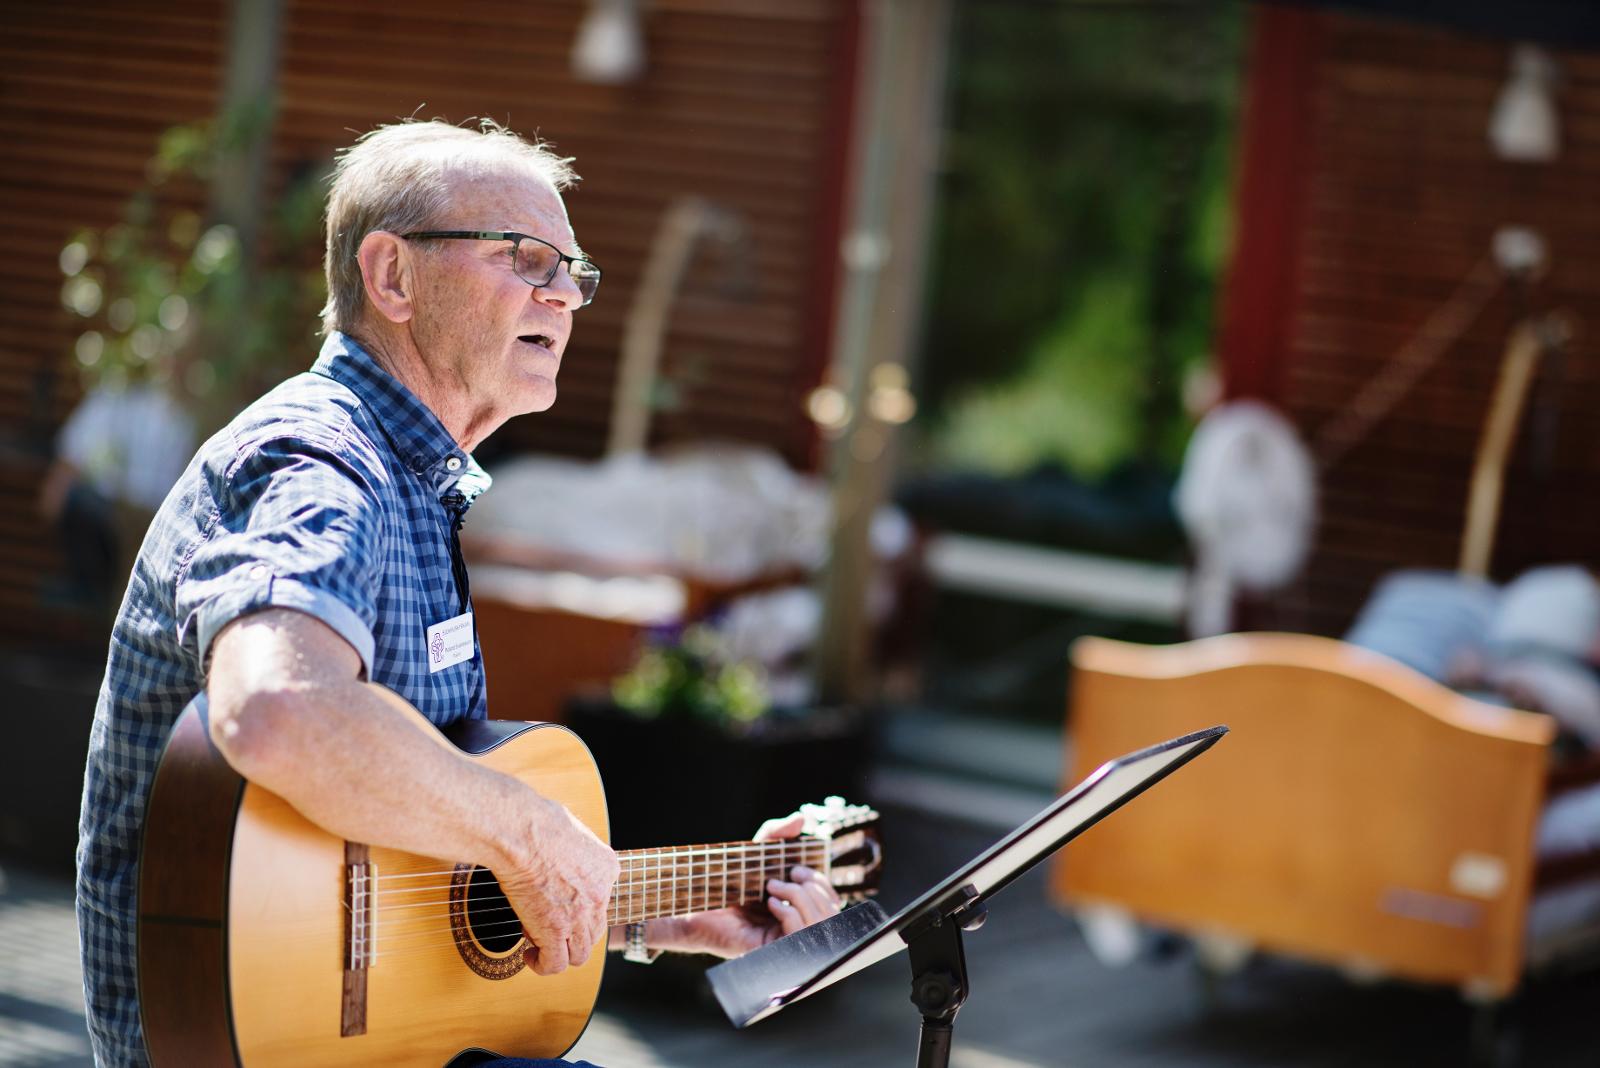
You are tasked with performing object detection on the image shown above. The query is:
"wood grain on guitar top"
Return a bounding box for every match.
[141,693,609,1067]
[231,712,607,1065]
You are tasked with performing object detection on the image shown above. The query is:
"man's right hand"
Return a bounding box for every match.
[497,796,619,976]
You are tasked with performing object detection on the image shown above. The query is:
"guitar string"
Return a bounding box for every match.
[368,887,779,953]
[362,889,843,959]
[371,841,824,880]
[367,860,829,906]
[373,888,773,935]
[353,851,825,927]
[360,882,790,959]
[365,844,829,900]
[369,848,827,897]
[366,844,806,882]
[370,863,799,916]
[371,888,773,945]
[356,851,831,955]
[368,850,832,901]
[314,886,776,957]
[363,888,795,958]
[377,898,770,938]
[366,863,822,928]
[366,856,825,920]
[365,869,801,920]
[367,841,830,885]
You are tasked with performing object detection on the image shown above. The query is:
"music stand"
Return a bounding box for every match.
[707,725,1228,1068]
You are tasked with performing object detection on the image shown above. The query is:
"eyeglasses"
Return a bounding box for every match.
[401,230,602,307]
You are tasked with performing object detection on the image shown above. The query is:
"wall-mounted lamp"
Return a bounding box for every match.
[572,0,646,85]
[1488,43,1560,163]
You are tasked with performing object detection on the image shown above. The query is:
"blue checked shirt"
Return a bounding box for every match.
[76,332,491,1067]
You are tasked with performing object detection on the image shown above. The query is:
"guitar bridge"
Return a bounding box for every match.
[342,844,376,1036]
[346,858,377,969]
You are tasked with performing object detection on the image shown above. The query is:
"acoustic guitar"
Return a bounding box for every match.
[136,689,881,1066]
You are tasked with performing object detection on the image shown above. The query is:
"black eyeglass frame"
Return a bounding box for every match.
[401,230,602,306]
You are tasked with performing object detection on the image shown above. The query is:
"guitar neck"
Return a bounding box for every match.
[608,838,830,926]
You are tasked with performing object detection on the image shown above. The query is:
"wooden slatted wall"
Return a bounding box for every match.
[1237,10,1600,636]
[271,0,855,464]
[0,1,226,649]
[0,0,855,648]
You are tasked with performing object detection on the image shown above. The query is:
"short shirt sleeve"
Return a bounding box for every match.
[175,434,384,675]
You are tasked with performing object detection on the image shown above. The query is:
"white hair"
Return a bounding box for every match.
[319,118,578,335]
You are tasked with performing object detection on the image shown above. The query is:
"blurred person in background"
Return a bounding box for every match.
[38,377,194,614]
[1347,564,1600,754]
[76,118,840,1068]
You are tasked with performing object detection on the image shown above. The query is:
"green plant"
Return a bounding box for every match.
[57,116,328,433]
[611,624,772,732]
[912,2,1244,479]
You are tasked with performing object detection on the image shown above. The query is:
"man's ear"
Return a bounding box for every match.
[356,231,415,325]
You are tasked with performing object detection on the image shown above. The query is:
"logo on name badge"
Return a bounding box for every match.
[430,632,445,664]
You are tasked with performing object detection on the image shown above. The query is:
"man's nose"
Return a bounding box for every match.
[534,263,584,310]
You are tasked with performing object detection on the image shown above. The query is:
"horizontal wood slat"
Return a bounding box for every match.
[0,0,225,648]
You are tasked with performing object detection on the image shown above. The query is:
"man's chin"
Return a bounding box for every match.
[516,378,558,414]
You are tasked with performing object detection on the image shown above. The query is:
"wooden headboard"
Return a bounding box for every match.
[1053,633,1557,997]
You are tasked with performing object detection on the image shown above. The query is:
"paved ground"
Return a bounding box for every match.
[6,801,1600,1068]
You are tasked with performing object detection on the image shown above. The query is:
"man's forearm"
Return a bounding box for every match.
[210,672,542,875]
[204,607,620,974]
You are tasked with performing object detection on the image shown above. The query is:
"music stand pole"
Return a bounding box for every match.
[905,886,986,1068]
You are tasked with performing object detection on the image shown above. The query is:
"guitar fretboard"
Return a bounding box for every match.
[608,839,830,926]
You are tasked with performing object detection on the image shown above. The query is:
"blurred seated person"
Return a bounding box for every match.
[38,377,194,611]
[1346,564,1600,758]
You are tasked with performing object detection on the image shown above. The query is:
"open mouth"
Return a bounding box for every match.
[519,333,555,349]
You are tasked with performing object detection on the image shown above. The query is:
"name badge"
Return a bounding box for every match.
[426,612,474,673]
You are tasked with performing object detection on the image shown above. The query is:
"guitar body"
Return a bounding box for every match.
[137,695,609,1067]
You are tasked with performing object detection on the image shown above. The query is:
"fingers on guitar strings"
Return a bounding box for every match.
[768,896,806,931]
[790,865,842,912]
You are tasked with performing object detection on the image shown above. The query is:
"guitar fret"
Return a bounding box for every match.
[607,839,838,927]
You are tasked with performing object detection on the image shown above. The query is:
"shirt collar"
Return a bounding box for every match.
[312,332,492,502]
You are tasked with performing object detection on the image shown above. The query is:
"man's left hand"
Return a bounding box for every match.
[646,812,844,959]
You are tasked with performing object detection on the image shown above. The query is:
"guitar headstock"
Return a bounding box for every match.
[798,796,883,901]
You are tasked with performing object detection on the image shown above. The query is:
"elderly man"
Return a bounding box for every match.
[76,119,841,1068]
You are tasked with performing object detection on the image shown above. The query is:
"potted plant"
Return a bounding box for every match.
[566,619,872,850]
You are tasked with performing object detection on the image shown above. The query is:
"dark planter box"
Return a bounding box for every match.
[563,697,873,850]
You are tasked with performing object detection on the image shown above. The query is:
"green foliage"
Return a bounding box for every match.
[934,274,1145,476]
[611,624,772,733]
[913,1,1244,479]
[57,116,329,433]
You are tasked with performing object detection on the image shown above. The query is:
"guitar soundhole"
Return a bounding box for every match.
[448,863,527,980]
[466,866,523,953]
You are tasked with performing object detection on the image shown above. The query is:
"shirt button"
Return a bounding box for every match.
[249,564,269,580]
[445,456,463,472]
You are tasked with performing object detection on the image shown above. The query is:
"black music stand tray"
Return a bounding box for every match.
[706,725,1228,1068]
